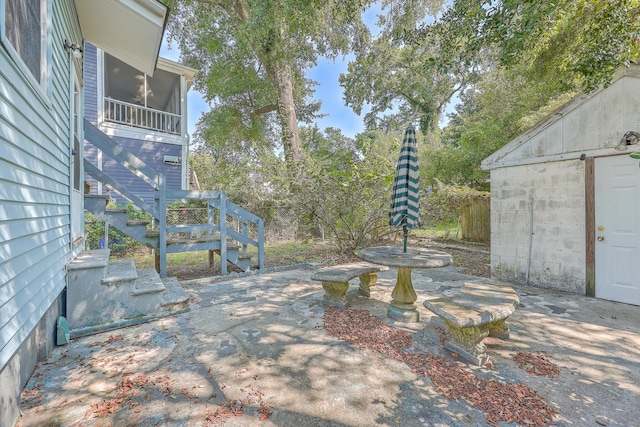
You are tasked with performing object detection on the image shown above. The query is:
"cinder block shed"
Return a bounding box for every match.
[481,65,640,306]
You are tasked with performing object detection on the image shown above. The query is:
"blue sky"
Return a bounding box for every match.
[160,4,384,141]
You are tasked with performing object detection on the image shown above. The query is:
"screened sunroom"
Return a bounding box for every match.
[103,53,184,135]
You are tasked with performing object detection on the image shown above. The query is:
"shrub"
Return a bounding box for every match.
[85,200,145,253]
[422,182,489,229]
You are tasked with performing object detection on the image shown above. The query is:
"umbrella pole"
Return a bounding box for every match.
[403,225,408,252]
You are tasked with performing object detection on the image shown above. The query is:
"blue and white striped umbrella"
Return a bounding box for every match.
[389,124,421,251]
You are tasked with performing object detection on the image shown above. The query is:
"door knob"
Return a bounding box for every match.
[597,236,604,241]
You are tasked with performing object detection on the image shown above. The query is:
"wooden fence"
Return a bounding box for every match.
[461,195,490,242]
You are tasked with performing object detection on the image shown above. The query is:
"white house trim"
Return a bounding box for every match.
[75,0,168,76]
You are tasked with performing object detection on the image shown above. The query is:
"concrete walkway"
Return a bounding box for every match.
[17,265,640,426]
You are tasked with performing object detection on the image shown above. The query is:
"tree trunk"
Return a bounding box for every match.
[265,60,306,180]
[211,0,306,181]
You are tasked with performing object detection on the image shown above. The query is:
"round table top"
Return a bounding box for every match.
[357,246,452,269]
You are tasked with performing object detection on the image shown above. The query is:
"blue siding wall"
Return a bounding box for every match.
[82,42,186,206]
[83,43,98,125]
[0,0,81,424]
[104,137,184,205]
[83,43,99,169]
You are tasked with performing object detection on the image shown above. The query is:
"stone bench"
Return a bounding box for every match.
[423,282,520,366]
[311,262,389,306]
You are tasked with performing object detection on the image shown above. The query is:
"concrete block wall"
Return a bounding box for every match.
[0,294,63,427]
[490,159,586,293]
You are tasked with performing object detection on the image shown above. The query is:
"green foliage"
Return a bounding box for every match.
[85,201,146,253]
[84,214,142,253]
[341,1,640,190]
[165,1,639,251]
[169,199,208,209]
[421,183,488,228]
[84,213,106,250]
[189,144,291,222]
[413,0,640,93]
[424,65,577,187]
[340,0,471,136]
[108,199,151,222]
[293,126,399,253]
[165,0,372,181]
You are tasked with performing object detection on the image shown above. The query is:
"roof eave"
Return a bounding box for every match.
[75,0,168,76]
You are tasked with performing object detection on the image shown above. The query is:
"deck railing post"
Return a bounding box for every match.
[157,173,167,277]
[257,218,264,271]
[241,221,248,252]
[219,193,228,276]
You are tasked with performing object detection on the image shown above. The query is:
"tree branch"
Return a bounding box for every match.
[194,0,249,23]
[251,104,278,118]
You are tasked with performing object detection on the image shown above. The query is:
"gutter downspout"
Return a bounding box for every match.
[525,196,533,285]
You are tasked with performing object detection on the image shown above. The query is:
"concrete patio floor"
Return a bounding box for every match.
[16,264,640,427]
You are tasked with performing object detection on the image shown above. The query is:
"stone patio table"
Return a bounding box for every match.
[357,246,452,322]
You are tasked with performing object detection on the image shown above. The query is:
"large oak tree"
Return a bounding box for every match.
[165,0,370,181]
[416,0,640,92]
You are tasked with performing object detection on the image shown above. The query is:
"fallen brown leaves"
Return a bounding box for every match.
[81,364,271,425]
[205,399,246,423]
[204,379,272,424]
[87,335,125,347]
[514,351,560,378]
[21,387,43,409]
[85,373,150,418]
[323,306,557,427]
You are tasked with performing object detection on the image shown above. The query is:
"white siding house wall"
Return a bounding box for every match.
[490,161,586,293]
[0,0,81,425]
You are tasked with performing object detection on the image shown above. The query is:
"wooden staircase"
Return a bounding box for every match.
[85,194,159,247]
[82,118,265,277]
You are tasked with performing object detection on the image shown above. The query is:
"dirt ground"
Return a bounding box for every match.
[158,239,491,282]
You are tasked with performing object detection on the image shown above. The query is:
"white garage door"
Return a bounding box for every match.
[595,155,640,305]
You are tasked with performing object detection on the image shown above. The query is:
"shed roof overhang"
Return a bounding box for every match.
[481,64,640,171]
[75,0,168,76]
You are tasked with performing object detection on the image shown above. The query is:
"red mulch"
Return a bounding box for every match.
[514,351,560,378]
[323,306,557,427]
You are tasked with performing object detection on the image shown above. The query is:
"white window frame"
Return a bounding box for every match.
[0,0,51,100]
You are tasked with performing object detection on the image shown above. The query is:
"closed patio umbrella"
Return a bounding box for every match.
[389,123,421,252]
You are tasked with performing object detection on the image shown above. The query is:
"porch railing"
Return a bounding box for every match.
[104,97,181,135]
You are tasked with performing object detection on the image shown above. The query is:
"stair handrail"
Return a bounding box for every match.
[84,119,161,191]
[84,118,169,276]
[212,195,265,272]
[84,162,159,218]
[84,123,264,277]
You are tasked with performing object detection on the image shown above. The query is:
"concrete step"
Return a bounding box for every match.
[101,260,138,287]
[68,254,190,337]
[68,248,110,272]
[133,269,166,296]
[160,277,190,312]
